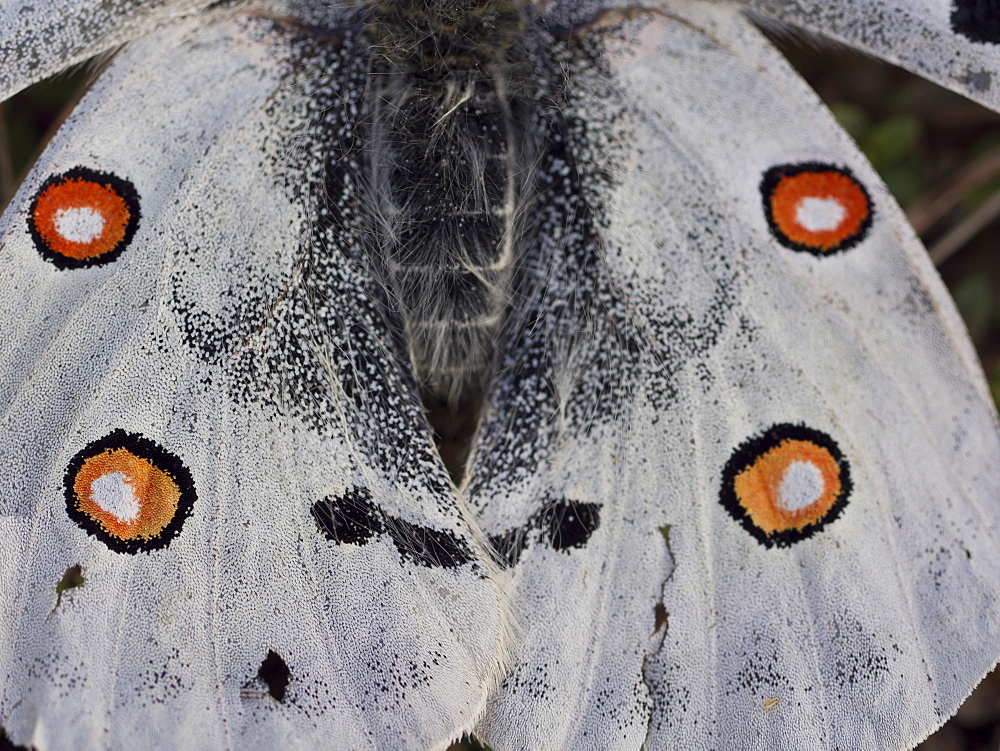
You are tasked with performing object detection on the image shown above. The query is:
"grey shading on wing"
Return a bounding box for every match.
[0,0,218,102]
[467,1,1000,748]
[0,9,505,749]
[734,0,1000,112]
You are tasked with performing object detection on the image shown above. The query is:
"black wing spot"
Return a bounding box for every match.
[386,517,473,568]
[488,497,601,568]
[312,486,474,569]
[257,650,291,703]
[311,486,383,545]
[541,500,601,551]
[488,527,530,568]
[0,726,34,751]
[952,0,1000,42]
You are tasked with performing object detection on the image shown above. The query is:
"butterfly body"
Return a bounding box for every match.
[1,1,999,750]
[358,0,555,402]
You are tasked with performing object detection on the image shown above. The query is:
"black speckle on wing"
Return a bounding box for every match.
[826,617,891,698]
[466,29,736,530]
[465,42,649,500]
[959,67,993,91]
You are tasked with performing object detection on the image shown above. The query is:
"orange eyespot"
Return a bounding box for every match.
[761,163,872,255]
[64,430,195,554]
[28,167,140,269]
[720,424,851,547]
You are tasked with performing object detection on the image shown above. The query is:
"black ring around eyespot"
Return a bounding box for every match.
[719,423,851,548]
[64,429,195,554]
[28,167,141,269]
[760,162,873,256]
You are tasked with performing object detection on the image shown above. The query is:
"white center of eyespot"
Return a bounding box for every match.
[90,472,141,522]
[53,206,105,243]
[776,460,825,512]
[795,197,845,233]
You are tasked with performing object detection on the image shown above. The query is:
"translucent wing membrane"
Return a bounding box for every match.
[467,2,1000,748]
[0,10,505,749]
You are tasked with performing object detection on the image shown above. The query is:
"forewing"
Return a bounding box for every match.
[735,0,1000,112]
[0,10,505,749]
[0,0,218,101]
[469,2,1000,748]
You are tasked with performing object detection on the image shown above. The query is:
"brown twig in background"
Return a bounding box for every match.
[906,146,1000,235]
[904,143,1000,266]
[928,189,1000,266]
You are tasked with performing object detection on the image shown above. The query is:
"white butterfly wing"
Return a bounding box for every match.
[737,0,1000,111]
[0,0,216,101]
[0,11,505,750]
[470,2,1000,748]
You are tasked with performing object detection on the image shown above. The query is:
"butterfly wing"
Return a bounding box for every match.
[0,0,216,101]
[0,10,505,749]
[469,2,1000,748]
[739,0,1000,111]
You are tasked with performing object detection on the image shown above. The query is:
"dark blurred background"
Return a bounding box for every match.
[2,22,998,751]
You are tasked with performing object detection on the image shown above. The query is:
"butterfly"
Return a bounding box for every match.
[1,0,999,749]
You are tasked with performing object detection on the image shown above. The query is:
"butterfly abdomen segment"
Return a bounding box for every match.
[361,0,544,401]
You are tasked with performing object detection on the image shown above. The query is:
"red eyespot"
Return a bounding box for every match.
[64,430,195,554]
[720,424,851,548]
[28,167,140,269]
[761,163,872,255]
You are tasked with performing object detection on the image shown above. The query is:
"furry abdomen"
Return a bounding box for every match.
[361,0,544,401]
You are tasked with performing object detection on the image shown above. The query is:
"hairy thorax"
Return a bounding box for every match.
[360,0,547,403]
